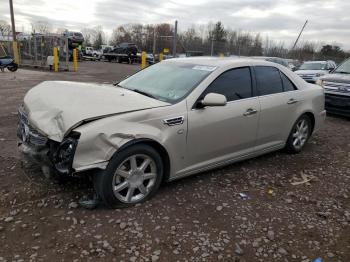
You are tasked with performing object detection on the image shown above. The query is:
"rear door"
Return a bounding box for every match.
[254,66,302,149]
[186,67,260,170]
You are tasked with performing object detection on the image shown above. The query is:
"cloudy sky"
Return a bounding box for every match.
[1,0,350,49]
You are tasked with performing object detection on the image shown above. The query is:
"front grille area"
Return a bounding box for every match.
[299,74,315,82]
[324,81,350,95]
[325,93,350,114]
[17,107,48,146]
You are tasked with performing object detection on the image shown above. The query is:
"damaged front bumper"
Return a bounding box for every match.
[17,106,79,176]
[18,142,53,177]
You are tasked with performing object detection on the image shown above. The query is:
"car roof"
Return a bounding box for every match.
[303,61,327,64]
[251,56,285,60]
[163,57,278,68]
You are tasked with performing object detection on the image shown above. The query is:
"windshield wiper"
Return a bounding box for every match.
[335,71,350,74]
[130,89,157,99]
[235,92,243,99]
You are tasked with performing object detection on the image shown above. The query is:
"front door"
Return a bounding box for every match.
[185,67,260,172]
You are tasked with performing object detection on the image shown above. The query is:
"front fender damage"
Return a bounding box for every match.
[72,132,138,172]
[72,114,165,173]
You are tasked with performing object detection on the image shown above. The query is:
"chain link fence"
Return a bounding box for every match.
[1,34,71,71]
[0,40,12,57]
[19,35,70,70]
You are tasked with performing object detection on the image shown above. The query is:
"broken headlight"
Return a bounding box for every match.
[54,133,80,174]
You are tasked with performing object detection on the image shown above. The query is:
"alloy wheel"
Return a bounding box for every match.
[112,154,157,204]
[292,119,309,150]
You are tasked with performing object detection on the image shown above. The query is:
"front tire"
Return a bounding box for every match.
[285,115,312,153]
[8,63,18,72]
[94,144,163,208]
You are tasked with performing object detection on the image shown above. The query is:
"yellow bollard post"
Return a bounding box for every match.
[73,48,78,72]
[141,51,147,69]
[12,41,19,65]
[159,52,164,61]
[219,53,224,58]
[53,47,59,72]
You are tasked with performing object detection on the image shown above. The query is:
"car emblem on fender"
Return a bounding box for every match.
[338,86,348,92]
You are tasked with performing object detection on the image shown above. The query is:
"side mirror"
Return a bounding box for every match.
[200,93,227,107]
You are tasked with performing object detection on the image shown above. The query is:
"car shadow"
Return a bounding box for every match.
[326,112,350,121]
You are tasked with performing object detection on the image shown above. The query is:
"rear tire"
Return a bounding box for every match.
[285,115,312,153]
[94,144,163,208]
[7,63,18,72]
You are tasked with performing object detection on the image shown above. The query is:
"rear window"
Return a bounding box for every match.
[255,66,283,96]
[280,72,296,92]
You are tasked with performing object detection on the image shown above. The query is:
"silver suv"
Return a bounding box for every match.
[317,58,350,117]
[295,60,336,83]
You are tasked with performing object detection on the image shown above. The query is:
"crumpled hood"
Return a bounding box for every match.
[295,69,328,75]
[23,81,170,141]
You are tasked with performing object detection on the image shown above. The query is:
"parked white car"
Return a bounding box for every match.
[295,60,336,83]
[18,58,326,207]
[84,47,94,56]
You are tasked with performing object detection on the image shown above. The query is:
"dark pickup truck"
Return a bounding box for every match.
[318,58,350,117]
[104,43,138,63]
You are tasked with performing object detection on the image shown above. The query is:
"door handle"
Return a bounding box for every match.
[287,98,298,104]
[243,108,258,116]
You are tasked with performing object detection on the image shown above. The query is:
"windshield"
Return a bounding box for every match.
[118,62,214,103]
[299,62,326,70]
[334,59,350,74]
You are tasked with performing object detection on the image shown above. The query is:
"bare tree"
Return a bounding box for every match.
[81,28,94,46]
[91,20,348,61]
[92,26,106,49]
[0,20,11,39]
[56,28,68,35]
[81,26,106,48]
[110,25,132,46]
[289,41,318,61]
[31,21,52,34]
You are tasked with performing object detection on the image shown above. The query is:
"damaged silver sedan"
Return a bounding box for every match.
[18,58,326,207]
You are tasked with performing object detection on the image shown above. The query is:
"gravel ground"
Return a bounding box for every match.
[0,62,349,262]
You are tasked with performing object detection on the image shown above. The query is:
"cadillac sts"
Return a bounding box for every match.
[18,58,326,207]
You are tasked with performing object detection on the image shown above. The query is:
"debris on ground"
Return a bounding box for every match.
[238,193,248,200]
[291,173,316,186]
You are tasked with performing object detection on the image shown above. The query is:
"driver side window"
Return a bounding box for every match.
[201,67,253,102]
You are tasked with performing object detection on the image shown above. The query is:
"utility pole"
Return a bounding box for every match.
[292,20,308,50]
[9,0,19,64]
[9,0,16,42]
[172,20,178,57]
[210,39,214,56]
[152,27,156,63]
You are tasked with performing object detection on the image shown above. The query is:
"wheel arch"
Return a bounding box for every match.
[116,138,171,183]
[301,111,315,134]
